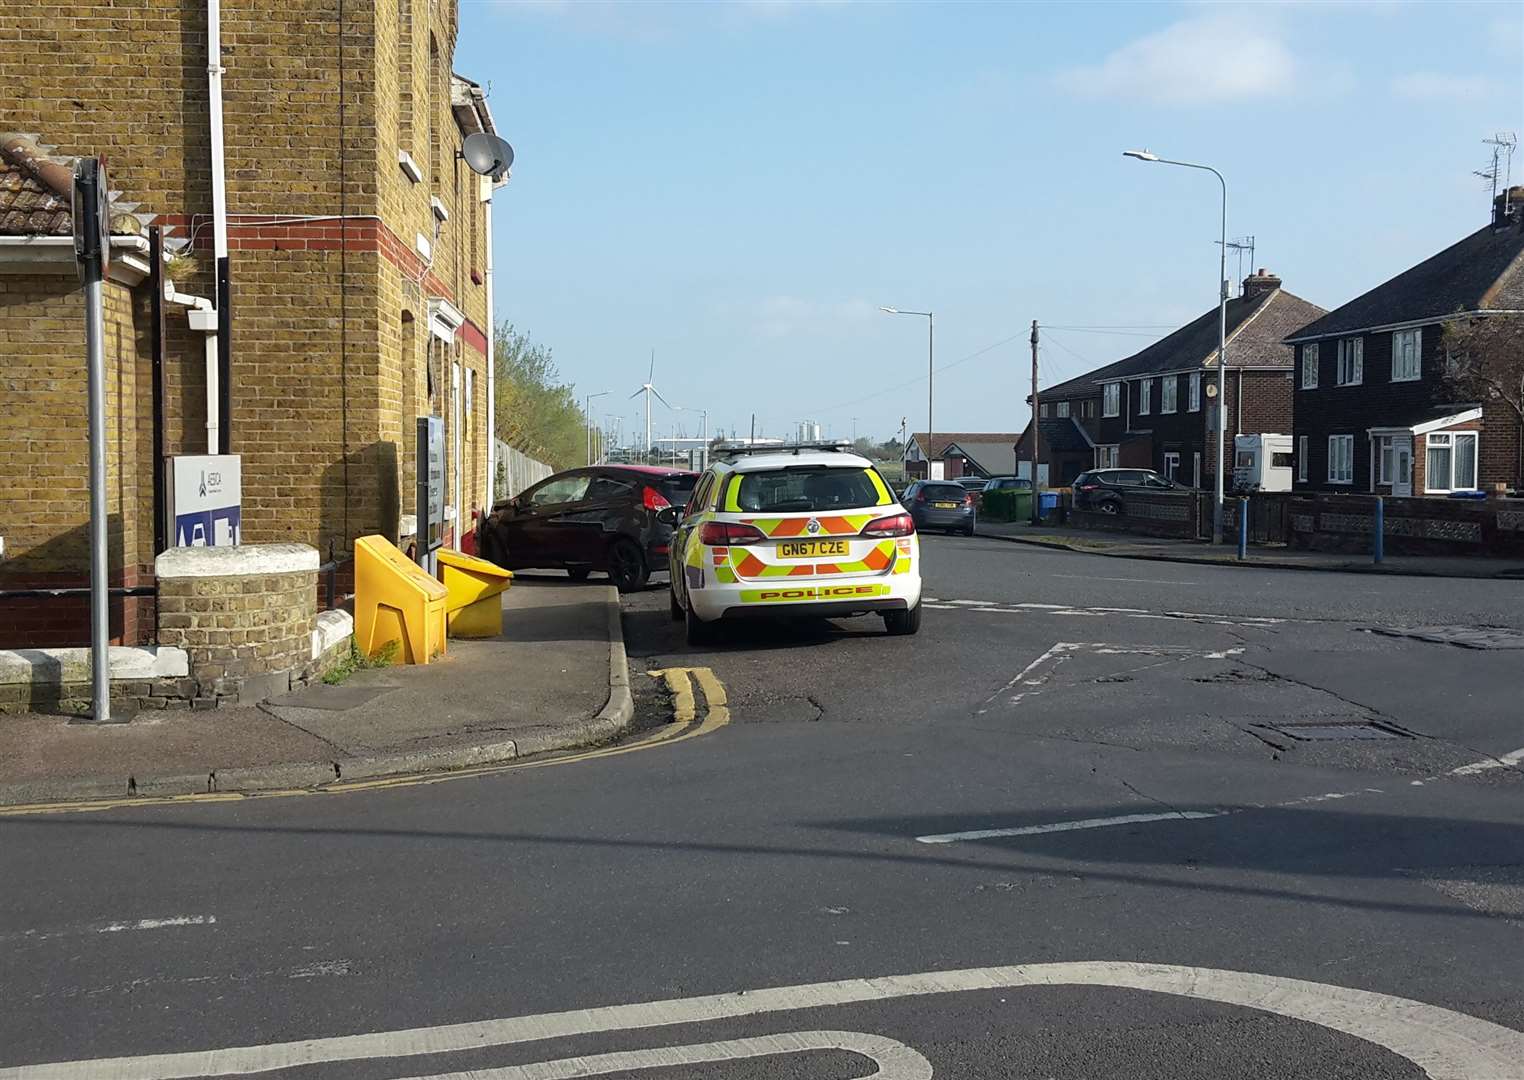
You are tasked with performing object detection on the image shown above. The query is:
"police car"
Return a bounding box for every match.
[665,443,922,645]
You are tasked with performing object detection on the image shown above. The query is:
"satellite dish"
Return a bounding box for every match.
[461,132,514,180]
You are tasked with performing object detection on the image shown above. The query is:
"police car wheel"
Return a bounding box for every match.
[685,603,718,646]
[883,603,921,636]
[669,588,684,621]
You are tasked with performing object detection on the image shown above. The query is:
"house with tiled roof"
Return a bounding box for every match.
[1285,189,1524,496]
[1016,271,1326,488]
[903,432,1025,481]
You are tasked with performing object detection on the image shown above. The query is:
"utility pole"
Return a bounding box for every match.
[1030,319,1041,525]
[750,413,756,446]
[73,159,111,722]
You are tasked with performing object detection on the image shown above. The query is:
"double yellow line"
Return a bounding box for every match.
[0,667,730,818]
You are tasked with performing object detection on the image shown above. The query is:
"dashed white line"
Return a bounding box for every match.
[916,811,1226,844]
[1448,746,1524,777]
[0,915,217,945]
[96,916,217,934]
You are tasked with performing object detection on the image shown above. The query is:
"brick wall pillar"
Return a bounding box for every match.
[155,545,319,707]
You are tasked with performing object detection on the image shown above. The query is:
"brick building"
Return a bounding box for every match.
[1286,190,1524,497]
[0,0,502,646]
[1019,272,1325,489]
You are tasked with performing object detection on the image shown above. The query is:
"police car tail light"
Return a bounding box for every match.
[700,522,766,546]
[642,486,672,511]
[861,512,915,538]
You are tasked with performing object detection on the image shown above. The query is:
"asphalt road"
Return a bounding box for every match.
[2,536,1522,1079]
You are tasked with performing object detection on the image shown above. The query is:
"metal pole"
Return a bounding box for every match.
[1214,171,1228,544]
[1237,497,1248,561]
[84,260,111,722]
[1373,496,1385,564]
[1030,319,1041,525]
[927,312,934,480]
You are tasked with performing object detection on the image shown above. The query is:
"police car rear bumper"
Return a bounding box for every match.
[688,574,922,622]
[720,597,909,620]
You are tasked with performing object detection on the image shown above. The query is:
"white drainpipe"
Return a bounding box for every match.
[165,282,220,453]
[208,0,228,264]
[484,190,495,512]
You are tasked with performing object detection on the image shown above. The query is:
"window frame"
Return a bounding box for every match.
[1188,371,1201,412]
[1327,435,1354,485]
[1301,343,1320,390]
[1424,431,1479,493]
[1392,328,1422,383]
[1336,337,1363,386]
[1297,435,1308,482]
[1160,376,1178,414]
[1137,379,1152,416]
[1039,402,1050,418]
[1102,382,1120,418]
[1055,400,1070,418]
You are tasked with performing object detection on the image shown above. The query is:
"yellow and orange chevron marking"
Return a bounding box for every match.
[729,539,898,579]
[739,514,876,538]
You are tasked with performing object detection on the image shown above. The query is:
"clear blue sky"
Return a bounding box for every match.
[457,0,1523,445]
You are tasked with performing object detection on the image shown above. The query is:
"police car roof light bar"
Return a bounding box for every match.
[714,439,855,459]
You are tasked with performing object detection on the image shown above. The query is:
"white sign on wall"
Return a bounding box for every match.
[167,455,242,547]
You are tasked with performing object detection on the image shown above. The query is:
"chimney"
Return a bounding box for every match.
[1241,268,1281,298]
[1494,186,1524,230]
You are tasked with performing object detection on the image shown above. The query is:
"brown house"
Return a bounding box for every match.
[0,0,502,647]
[904,432,1025,481]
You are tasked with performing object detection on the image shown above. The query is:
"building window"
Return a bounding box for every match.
[1297,435,1308,482]
[398,0,414,152]
[1301,343,1319,389]
[1098,445,1119,468]
[1103,382,1120,418]
[1378,436,1393,485]
[1040,402,1050,418]
[1056,400,1070,418]
[1160,375,1178,414]
[1188,371,1201,412]
[1080,399,1094,419]
[1425,432,1478,492]
[1163,451,1180,480]
[1327,435,1354,484]
[1336,337,1363,386]
[1138,379,1152,415]
[1392,328,1422,382]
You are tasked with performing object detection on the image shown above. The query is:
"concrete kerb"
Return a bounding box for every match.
[0,586,637,807]
[974,526,1524,580]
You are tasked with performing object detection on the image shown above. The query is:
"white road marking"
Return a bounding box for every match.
[976,641,1242,715]
[975,642,1070,714]
[8,961,1520,1080]
[0,915,216,945]
[1052,574,1199,585]
[1448,746,1524,777]
[916,811,1226,844]
[388,1031,931,1080]
[929,596,1288,628]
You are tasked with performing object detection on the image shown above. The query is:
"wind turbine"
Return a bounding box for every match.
[628,348,674,457]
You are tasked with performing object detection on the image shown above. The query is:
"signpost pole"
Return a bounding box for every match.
[75,159,111,722]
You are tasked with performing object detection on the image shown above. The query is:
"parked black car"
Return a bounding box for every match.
[1072,468,1178,515]
[901,480,977,535]
[478,465,697,591]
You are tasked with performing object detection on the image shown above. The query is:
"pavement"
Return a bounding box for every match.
[0,576,633,806]
[977,517,1524,578]
[2,537,1523,1078]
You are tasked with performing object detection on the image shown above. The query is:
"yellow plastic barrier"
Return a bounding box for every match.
[436,549,513,638]
[354,535,448,664]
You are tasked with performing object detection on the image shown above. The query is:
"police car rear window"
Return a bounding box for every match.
[733,467,883,513]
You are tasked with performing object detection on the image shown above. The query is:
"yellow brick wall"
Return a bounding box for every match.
[2,0,492,574]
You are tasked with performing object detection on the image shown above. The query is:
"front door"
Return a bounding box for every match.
[1163,452,1180,482]
[1393,437,1412,497]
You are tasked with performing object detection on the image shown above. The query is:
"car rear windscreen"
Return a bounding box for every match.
[734,467,885,513]
[660,474,698,504]
[921,484,967,501]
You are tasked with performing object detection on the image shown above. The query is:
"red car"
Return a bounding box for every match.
[478,465,698,591]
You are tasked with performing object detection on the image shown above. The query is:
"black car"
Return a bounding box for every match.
[901,480,977,535]
[478,465,697,591]
[1072,468,1178,515]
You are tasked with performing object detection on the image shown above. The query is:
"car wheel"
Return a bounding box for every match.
[669,587,684,622]
[1098,499,1121,515]
[567,567,592,582]
[963,523,977,536]
[606,539,648,593]
[479,530,508,568]
[883,603,922,636]
[685,602,718,646]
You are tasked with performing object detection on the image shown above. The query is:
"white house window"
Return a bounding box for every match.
[1188,371,1201,412]
[1337,337,1363,386]
[1138,379,1152,415]
[1297,435,1308,482]
[1056,400,1070,418]
[1301,343,1319,389]
[1392,328,1422,382]
[1160,376,1178,414]
[1327,434,1354,484]
[1097,445,1119,468]
[1425,432,1478,493]
[1103,382,1120,417]
[1378,436,1393,485]
[1040,403,1050,418]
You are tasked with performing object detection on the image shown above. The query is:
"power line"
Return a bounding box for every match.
[1039,326,1170,338]
[816,329,1028,415]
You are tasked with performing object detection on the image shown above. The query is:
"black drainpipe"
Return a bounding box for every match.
[149,226,167,555]
[216,255,231,454]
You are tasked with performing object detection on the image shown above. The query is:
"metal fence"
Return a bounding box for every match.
[494,441,554,501]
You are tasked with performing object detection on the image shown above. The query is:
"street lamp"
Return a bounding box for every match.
[881,306,934,479]
[1124,149,1229,542]
[585,391,610,465]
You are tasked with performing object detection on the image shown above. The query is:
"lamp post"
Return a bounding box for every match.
[1124,149,1229,542]
[585,390,610,465]
[881,306,934,479]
